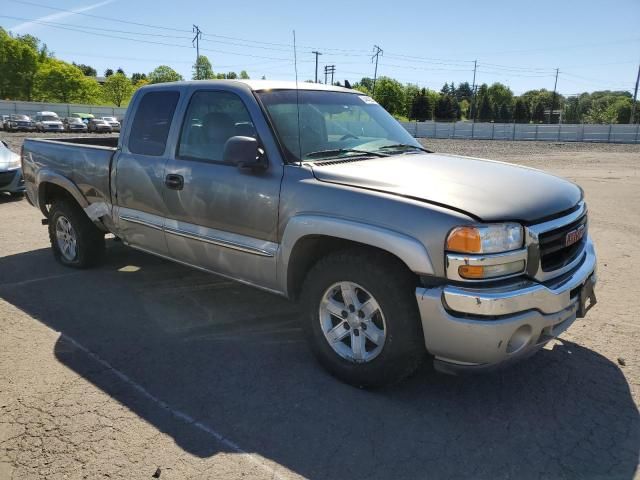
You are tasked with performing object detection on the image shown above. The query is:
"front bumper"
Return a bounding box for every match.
[416,237,597,373]
[0,168,25,193]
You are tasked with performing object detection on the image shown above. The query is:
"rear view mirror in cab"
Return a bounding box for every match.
[223,136,267,172]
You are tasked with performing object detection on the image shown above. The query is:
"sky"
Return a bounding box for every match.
[2,0,639,96]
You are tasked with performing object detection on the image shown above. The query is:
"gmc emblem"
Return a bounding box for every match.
[565,224,586,247]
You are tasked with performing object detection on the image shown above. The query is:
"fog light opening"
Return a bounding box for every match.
[506,325,533,354]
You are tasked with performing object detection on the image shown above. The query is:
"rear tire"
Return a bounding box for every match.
[48,200,105,268]
[300,249,425,388]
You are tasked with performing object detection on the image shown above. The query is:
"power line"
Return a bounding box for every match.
[7,0,192,32]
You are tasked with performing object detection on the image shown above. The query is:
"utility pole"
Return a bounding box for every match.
[631,61,640,124]
[471,60,477,122]
[549,67,559,124]
[192,25,203,80]
[324,65,335,85]
[312,51,322,83]
[371,45,383,95]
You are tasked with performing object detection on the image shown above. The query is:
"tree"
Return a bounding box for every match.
[104,68,113,77]
[487,82,513,107]
[131,72,147,84]
[410,88,433,121]
[239,70,250,79]
[513,99,529,123]
[133,78,149,90]
[226,71,238,79]
[372,76,405,115]
[478,94,493,122]
[34,59,99,103]
[116,67,125,75]
[102,72,134,107]
[531,101,546,123]
[455,82,473,102]
[192,55,213,80]
[499,103,512,122]
[73,62,97,77]
[440,83,450,96]
[404,84,420,118]
[149,65,183,84]
[0,28,39,100]
[435,95,459,121]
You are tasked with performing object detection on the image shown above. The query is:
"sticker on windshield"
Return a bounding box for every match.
[360,96,378,104]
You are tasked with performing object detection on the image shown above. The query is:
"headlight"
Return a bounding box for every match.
[446,223,523,254]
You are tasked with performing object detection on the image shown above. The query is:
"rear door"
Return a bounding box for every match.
[162,87,283,290]
[113,89,181,256]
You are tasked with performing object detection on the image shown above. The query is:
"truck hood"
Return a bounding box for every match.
[310,153,582,223]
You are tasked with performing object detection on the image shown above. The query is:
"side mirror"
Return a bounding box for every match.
[223,136,267,172]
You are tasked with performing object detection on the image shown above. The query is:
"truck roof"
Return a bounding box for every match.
[140,79,360,94]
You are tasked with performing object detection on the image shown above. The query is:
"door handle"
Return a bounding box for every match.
[165,174,184,190]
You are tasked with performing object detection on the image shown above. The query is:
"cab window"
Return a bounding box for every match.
[128,91,179,156]
[178,91,256,163]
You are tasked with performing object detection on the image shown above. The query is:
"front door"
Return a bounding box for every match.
[162,89,283,291]
[114,89,181,256]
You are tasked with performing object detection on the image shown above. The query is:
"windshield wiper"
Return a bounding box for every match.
[376,144,432,153]
[304,148,389,160]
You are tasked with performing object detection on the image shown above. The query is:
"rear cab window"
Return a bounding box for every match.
[128,90,180,156]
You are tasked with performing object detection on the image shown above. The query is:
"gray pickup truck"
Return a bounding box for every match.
[22,80,597,387]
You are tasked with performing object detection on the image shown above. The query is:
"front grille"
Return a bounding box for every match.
[0,171,17,188]
[538,214,587,271]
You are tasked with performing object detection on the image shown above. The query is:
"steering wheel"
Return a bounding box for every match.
[339,133,359,141]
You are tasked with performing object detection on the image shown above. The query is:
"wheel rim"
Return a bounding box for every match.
[319,281,387,363]
[55,216,78,262]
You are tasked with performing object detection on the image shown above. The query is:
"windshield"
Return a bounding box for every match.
[103,117,116,122]
[41,116,58,122]
[257,90,423,162]
[68,118,82,124]
[11,115,29,121]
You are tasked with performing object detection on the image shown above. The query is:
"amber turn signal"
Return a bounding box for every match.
[446,227,482,253]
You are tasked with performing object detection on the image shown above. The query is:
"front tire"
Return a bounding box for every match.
[300,249,425,388]
[48,200,105,268]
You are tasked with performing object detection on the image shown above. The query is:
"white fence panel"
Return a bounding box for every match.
[400,121,639,144]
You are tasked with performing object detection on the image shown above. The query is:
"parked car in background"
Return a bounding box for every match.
[0,140,24,198]
[63,117,89,132]
[100,116,121,132]
[35,111,64,132]
[5,114,36,132]
[1,115,10,130]
[87,118,113,133]
[71,113,94,125]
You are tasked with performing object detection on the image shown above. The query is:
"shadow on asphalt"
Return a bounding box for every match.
[1,242,638,479]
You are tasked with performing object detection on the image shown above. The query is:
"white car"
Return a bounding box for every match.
[101,116,121,132]
[0,140,24,197]
[34,111,64,132]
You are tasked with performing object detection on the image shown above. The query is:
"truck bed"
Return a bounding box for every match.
[22,136,118,216]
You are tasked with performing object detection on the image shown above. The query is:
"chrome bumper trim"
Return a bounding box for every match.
[442,236,595,316]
